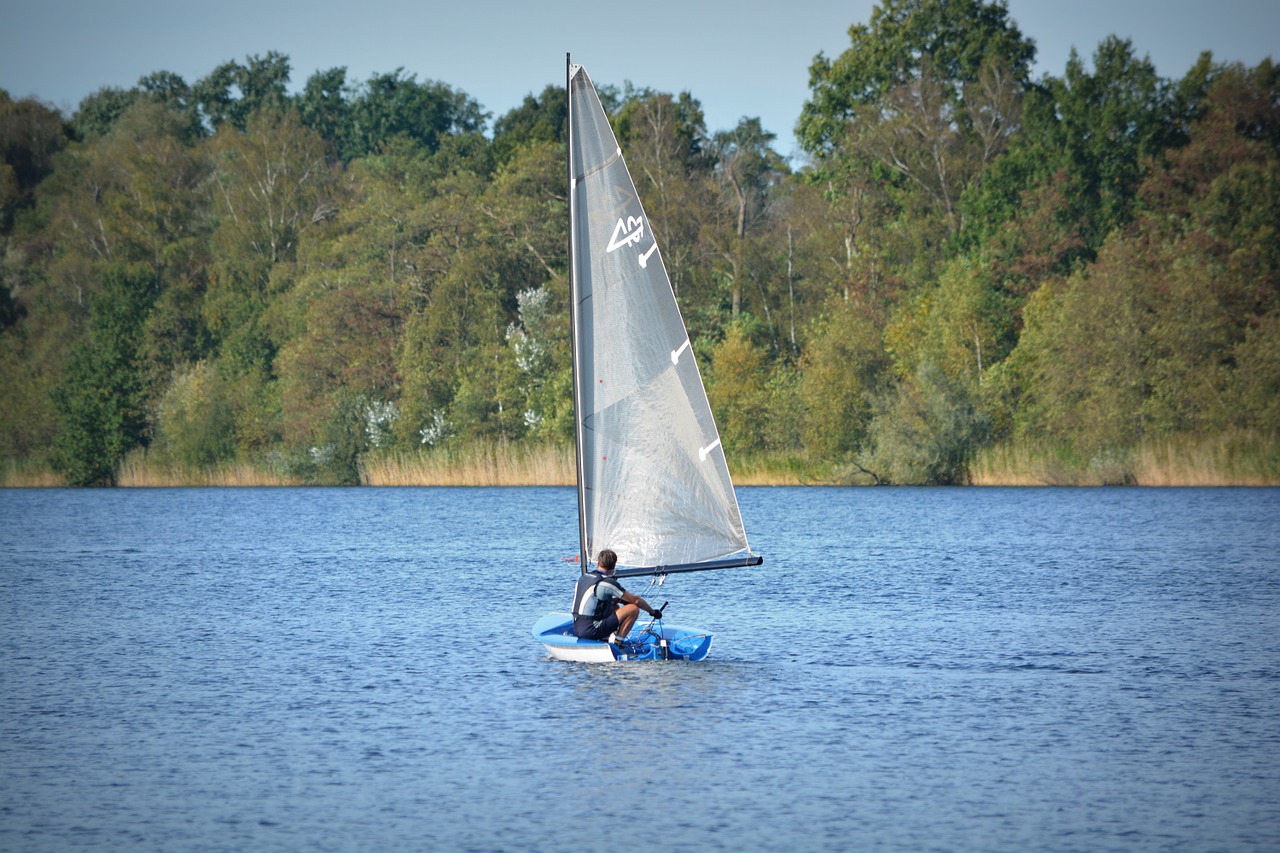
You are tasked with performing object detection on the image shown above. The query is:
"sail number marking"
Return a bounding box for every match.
[607,216,645,253]
[605,213,659,269]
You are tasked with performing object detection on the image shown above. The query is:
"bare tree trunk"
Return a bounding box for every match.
[787,225,797,352]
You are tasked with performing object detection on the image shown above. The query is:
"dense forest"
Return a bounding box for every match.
[1,0,1277,486]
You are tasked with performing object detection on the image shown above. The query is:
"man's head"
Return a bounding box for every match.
[597,549,617,573]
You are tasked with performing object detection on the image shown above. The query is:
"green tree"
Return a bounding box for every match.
[886,255,1016,386]
[1048,38,1174,250]
[484,141,571,440]
[3,42,1277,484]
[296,66,350,149]
[613,89,715,308]
[154,360,237,467]
[706,324,771,454]
[0,90,68,232]
[1011,249,1149,450]
[136,71,203,140]
[451,339,526,442]
[506,283,573,443]
[796,299,890,459]
[1009,60,1280,450]
[275,286,402,449]
[709,117,787,320]
[303,391,370,485]
[963,37,1174,263]
[798,0,1033,294]
[340,70,486,161]
[1233,314,1280,429]
[43,100,207,279]
[194,52,292,132]
[51,263,156,485]
[22,96,210,434]
[765,179,849,354]
[203,107,337,373]
[1137,60,1280,434]
[491,84,566,166]
[798,0,1034,157]
[71,86,138,141]
[863,361,990,484]
[0,319,58,460]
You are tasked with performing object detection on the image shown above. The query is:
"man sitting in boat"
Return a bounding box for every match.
[571,548,662,644]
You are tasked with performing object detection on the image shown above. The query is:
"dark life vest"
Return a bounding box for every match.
[572,570,623,621]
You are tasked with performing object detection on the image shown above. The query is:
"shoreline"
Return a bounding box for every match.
[4,432,1275,488]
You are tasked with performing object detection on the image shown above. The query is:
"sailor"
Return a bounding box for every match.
[571,548,662,643]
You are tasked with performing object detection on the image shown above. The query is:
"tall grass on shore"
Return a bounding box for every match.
[729,452,849,486]
[364,444,825,486]
[1130,431,1280,486]
[360,442,575,486]
[971,431,1279,486]
[116,451,303,487]
[0,459,62,487]
[6,431,1276,488]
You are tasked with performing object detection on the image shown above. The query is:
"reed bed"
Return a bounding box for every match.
[359,442,576,486]
[7,431,1276,488]
[729,466,803,486]
[363,444,828,486]
[969,443,1108,486]
[971,431,1279,486]
[116,452,303,487]
[729,452,841,486]
[1129,431,1280,487]
[0,460,63,487]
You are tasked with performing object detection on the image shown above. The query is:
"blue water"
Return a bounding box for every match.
[2,486,1278,852]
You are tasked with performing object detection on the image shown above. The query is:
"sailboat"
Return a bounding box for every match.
[532,55,762,662]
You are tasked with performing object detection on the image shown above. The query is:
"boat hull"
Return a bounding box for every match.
[531,612,714,662]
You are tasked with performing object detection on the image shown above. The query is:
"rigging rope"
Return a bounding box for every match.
[613,572,710,658]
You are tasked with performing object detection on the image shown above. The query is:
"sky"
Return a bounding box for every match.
[1,0,1276,161]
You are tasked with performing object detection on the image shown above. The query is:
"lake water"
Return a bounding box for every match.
[1,486,1277,852]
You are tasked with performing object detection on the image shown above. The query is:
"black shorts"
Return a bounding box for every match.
[573,611,620,641]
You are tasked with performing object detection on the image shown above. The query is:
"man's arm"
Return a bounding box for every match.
[620,590,661,616]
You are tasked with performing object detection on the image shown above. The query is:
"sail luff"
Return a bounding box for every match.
[567,56,589,573]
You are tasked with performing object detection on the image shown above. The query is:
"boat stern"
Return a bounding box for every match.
[532,612,619,662]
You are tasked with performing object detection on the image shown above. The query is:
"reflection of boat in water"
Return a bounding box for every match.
[532,56,761,663]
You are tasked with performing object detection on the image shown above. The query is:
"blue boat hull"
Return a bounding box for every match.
[531,612,713,662]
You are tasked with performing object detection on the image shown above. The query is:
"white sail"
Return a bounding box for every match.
[568,63,750,569]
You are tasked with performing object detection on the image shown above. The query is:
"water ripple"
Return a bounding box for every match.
[2,486,1278,852]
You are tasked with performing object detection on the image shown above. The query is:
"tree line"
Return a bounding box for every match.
[1,0,1276,485]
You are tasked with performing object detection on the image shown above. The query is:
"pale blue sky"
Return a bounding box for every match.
[2,0,1276,160]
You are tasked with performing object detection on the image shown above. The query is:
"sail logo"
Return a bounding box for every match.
[606,215,645,253]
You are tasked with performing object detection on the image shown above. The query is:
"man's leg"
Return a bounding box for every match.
[614,603,640,639]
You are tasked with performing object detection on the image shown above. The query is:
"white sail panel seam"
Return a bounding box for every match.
[576,147,622,182]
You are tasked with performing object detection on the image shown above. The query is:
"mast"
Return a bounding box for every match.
[566,53,589,573]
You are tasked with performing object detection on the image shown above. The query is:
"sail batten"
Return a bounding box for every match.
[568,61,750,570]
